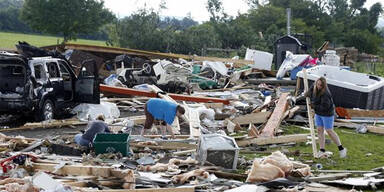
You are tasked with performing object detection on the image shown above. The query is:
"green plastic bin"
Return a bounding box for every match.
[93,133,130,156]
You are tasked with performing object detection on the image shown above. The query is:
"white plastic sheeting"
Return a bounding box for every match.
[72,101,120,121]
[276,51,311,79]
[202,61,228,76]
[245,48,273,70]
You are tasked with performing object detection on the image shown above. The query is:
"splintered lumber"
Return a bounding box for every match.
[32,163,129,178]
[100,84,230,104]
[334,122,384,135]
[207,170,247,180]
[130,141,197,150]
[307,173,352,182]
[260,93,289,137]
[232,111,271,125]
[186,106,201,137]
[83,187,195,192]
[0,119,87,132]
[336,107,384,119]
[248,123,259,137]
[283,106,300,120]
[236,134,309,147]
[303,69,318,158]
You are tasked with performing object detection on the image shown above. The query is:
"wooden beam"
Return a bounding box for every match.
[232,111,271,125]
[307,173,352,182]
[0,119,87,132]
[303,69,318,158]
[100,85,230,105]
[336,107,384,119]
[334,122,384,135]
[236,134,309,147]
[83,187,195,192]
[260,93,289,137]
[130,142,197,150]
[32,163,128,178]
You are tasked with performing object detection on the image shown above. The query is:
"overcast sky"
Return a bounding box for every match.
[104,0,384,23]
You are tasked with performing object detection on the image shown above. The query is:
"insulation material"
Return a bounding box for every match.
[261,151,293,174]
[171,169,209,184]
[245,48,273,71]
[246,159,285,183]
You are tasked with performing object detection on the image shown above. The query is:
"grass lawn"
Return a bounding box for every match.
[0,31,106,49]
[239,125,384,171]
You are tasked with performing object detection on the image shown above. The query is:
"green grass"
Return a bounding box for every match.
[239,125,384,171]
[0,31,106,49]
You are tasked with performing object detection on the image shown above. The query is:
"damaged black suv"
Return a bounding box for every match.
[0,51,100,121]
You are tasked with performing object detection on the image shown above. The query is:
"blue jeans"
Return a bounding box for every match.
[74,133,91,147]
[314,114,334,129]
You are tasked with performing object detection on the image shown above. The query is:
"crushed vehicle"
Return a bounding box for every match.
[0,51,100,121]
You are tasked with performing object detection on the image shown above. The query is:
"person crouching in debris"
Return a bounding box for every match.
[142,98,185,140]
[74,114,110,147]
[305,77,347,158]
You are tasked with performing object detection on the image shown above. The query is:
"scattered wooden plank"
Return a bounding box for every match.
[334,122,384,135]
[248,123,259,137]
[307,173,352,182]
[232,111,271,125]
[186,106,201,137]
[83,187,195,192]
[303,69,318,158]
[100,84,230,105]
[336,107,384,119]
[260,92,289,137]
[130,142,197,150]
[206,170,247,180]
[0,119,87,132]
[282,106,300,120]
[32,163,129,178]
[236,134,309,147]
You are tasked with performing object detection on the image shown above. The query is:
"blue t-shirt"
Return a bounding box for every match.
[147,98,177,125]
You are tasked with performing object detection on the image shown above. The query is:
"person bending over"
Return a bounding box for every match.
[142,98,185,139]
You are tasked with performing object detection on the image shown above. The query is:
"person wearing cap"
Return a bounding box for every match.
[142,98,185,139]
[74,114,111,147]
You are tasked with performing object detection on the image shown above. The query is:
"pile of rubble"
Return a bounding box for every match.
[0,43,384,192]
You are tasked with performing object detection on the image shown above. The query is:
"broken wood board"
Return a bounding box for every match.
[130,142,197,150]
[0,119,87,132]
[336,107,384,119]
[303,69,318,158]
[232,111,271,125]
[185,106,201,137]
[82,187,195,192]
[226,120,240,134]
[236,134,309,147]
[32,163,131,178]
[307,173,352,182]
[283,106,300,120]
[207,170,247,180]
[334,122,384,135]
[260,92,289,137]
[248,123,259,137]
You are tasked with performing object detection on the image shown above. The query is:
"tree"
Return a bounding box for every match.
[20,0,114,42]
[0,0,31,32]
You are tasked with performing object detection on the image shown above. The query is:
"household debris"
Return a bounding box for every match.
[0,42,383,191]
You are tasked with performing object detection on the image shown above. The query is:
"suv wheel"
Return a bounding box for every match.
[41,99,54,121]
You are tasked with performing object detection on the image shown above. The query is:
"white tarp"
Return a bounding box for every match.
[202,61,228,76]
[245,48,273,71]
[276,51,311,79]
[72,101,120,121]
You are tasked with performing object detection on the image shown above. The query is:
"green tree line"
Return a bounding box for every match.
[0,0,383,56]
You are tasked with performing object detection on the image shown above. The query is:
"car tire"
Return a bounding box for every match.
[40,99,54,121]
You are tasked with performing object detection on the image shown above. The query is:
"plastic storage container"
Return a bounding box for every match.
[93,133,130,156]
[297,65,384,110]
